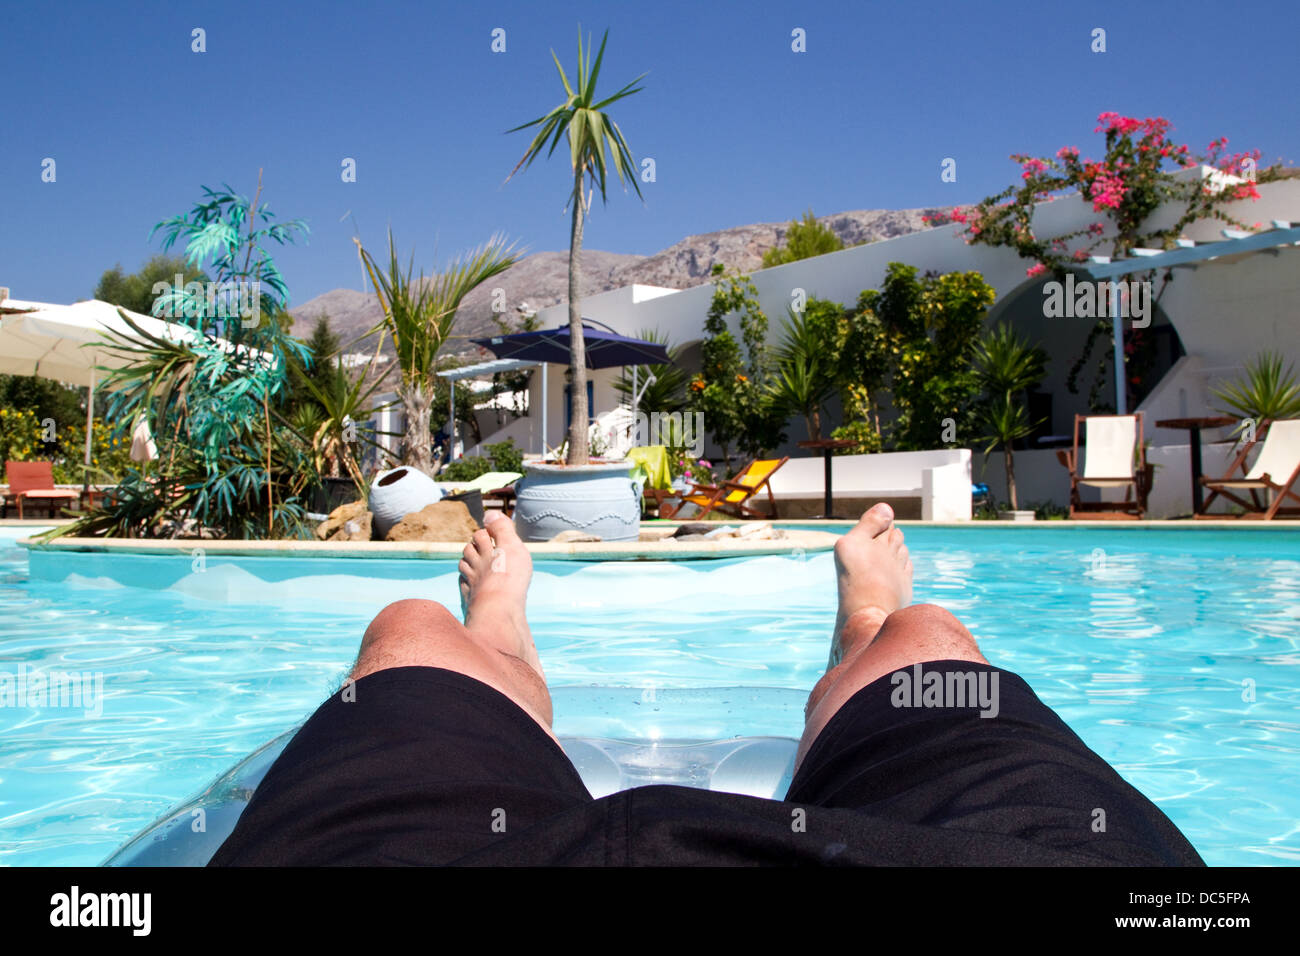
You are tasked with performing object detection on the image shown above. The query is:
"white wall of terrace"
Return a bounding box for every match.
[509,171,1300,459]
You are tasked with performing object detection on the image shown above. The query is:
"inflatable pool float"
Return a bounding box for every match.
[104,730,800,865]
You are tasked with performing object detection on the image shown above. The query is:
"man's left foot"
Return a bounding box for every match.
[458,513,543,676]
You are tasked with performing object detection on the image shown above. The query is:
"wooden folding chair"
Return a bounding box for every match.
[658,457,789,520]
[1055,414,1149,519]
[1198,419,1300,519]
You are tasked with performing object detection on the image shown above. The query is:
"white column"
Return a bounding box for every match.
[1111,280,1126,415]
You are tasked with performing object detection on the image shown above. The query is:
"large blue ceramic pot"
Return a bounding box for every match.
[512,461,641,542]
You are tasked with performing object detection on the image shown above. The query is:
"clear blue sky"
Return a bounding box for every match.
[4,0,1298,307]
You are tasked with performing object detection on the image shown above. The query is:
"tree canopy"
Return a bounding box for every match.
[94,254,207,317]
[761,210,845,267]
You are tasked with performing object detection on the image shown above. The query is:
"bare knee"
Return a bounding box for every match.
[876,603,985,663]
[353,600,464,674]
[888,602,966,636]
[365,598,457,639]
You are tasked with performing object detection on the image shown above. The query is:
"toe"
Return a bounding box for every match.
[486,511,522,547]
[471,528,494,557]
[858,502,894,538]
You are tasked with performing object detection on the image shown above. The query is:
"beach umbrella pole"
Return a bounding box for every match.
[83,364,94,492]
[541,363,548,458]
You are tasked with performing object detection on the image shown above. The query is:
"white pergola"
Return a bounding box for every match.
[1082,220,1300,413]
[437,358,543,454]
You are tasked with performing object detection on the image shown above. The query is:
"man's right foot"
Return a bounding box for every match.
[828,503,914,668]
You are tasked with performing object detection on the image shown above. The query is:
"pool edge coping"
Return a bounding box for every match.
[17,526,842,562]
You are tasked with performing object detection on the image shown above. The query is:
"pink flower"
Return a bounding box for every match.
[1020,157,1049,180]
[1026,263,1048,278]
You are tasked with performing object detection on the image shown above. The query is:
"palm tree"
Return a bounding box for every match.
[290,337,390,497]
[355,230,518,475]
[974,323,1047,511]
[507,27,645,464]
[772,307,839,441]
[613,328,687,416]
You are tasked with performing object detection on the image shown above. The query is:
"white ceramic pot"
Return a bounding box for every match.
[369,466,444,538]
[512,460,641,542]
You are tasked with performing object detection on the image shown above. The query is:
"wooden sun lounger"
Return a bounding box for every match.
[658,457,789,520]
[1197,419,1300,519]
[1056,414,1150,519]
[4,460,80,519]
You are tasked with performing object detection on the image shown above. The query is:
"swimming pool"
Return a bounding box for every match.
[2,524,1298,866]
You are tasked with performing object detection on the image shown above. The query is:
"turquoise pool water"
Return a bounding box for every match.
[2,525,1298,866]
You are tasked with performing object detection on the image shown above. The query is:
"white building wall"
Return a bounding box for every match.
[473,171,1300,466]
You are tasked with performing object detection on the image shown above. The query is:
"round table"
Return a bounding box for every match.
[796,439,856,519]
[1155,416,1237,515]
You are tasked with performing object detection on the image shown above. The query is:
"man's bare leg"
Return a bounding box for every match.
[349,512,556,741]
[795,503,989,774]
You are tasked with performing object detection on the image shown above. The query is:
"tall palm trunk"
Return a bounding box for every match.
[806,408,822,442]
[1004,445,1018,511]
[401,381,435,475]
[566,172,590,464]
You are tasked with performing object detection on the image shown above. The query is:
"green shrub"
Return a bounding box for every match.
[440,438,524,482]
[0,406,45,464]
[440,457,493,482]
[485,438,525,474]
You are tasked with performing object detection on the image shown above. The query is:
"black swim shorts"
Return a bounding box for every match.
[208,662,1204,866]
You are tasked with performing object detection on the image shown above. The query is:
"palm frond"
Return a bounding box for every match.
[1211,351,1300,426]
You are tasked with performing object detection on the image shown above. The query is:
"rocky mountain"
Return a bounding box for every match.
[289,206,951,361]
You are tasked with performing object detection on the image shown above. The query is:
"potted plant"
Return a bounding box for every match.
[1211,350,1300,436]
[291,329,390,513]
[974,323,1047,520]
[505,27,647,541]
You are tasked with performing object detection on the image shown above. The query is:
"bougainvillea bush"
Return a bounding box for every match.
[921,112,1270,411]
[924,112,1266,273]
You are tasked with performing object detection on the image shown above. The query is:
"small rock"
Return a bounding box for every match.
[327,511,372,542]
[550,529,604,543]
[385,501,478,543]
[315,500,369,541]
[671,522,715,538]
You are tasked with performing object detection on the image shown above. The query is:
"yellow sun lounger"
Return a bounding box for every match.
[659,456,789,520]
